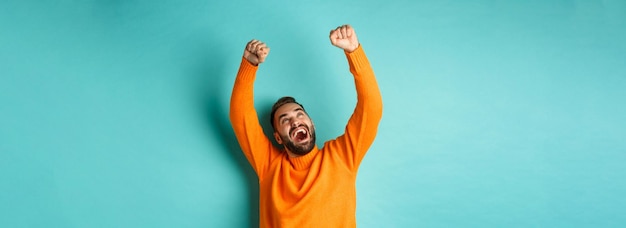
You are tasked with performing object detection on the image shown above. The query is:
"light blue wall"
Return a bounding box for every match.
[1,1,625,227]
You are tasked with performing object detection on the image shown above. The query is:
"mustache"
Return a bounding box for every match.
[289,124,308,135]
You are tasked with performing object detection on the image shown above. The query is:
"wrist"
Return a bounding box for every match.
[345,43,360,53]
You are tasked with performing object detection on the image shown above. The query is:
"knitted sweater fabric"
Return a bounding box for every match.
[229,46,382,228]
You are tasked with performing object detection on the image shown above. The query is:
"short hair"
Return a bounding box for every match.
[270,96,305,131]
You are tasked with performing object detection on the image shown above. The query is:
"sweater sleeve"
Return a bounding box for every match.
[327,45,383,170]
[229,57,276,178]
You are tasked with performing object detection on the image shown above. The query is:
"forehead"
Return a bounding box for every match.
[275,103,305,118]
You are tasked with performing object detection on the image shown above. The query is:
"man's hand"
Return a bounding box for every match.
[244,39,270,66]
[329,24,359,52]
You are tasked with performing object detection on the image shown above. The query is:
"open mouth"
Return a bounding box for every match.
[290,126,309,143]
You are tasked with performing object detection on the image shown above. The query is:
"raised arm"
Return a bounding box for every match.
[328,25,383,170]
[229,40,275,178]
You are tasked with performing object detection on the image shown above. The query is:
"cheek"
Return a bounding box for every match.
[306,118,314,127]
[281,127,291,136]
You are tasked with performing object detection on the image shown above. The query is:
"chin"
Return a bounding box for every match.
[280,126,317,155]
[284,135,316,156]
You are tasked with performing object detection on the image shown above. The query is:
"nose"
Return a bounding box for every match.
[291,120,300,128]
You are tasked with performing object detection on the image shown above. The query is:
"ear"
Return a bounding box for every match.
[274,132,283,144]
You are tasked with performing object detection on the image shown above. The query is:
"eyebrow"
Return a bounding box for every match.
[278,108,304,122]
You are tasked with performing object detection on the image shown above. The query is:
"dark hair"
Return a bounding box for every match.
[270,96,305,131]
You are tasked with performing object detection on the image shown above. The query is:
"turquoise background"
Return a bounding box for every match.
[2,0,625,227]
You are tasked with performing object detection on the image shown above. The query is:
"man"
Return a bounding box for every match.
[229,24,382,227]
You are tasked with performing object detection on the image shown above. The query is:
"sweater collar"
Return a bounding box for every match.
[288,145,319,170]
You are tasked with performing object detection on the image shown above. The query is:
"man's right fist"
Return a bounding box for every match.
[244,39,270,66]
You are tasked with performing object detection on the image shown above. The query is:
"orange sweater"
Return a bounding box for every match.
[229,46,382,227]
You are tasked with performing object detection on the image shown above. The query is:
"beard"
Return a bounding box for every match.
[280,126,316,156]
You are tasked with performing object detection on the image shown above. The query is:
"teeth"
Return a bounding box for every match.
[292,128,306,138]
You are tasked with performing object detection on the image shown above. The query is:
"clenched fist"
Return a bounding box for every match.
[244,39,270,66]
[329,24,359,52]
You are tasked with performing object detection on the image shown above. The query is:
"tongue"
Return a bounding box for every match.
[296,132,307,141]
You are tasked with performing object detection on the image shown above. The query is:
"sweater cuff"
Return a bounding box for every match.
[236,57,258,82]
[345,45,370,72]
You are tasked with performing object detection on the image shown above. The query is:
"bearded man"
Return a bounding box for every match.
[229,24,383,227]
